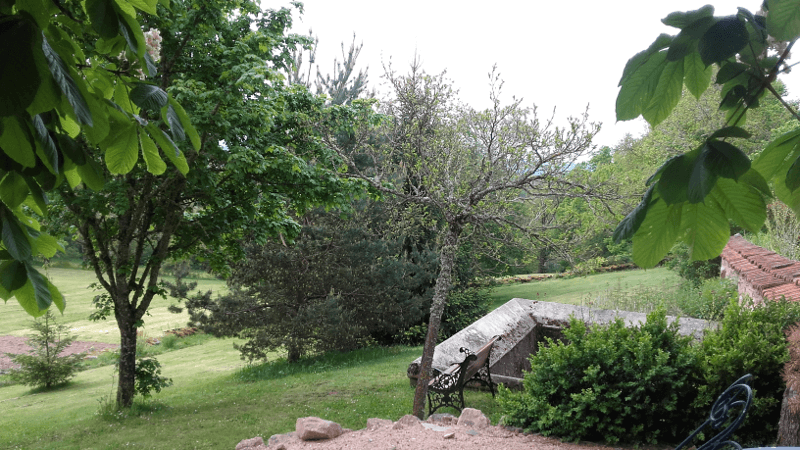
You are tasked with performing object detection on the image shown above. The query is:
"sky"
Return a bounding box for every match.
[266,0,800,149]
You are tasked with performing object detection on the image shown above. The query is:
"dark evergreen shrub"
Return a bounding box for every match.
[497,309,701,444]
[396,286,491,344]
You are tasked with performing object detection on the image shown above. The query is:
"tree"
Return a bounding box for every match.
[50,1,356,408]
[0,0,198,317]
[323,61,616,417]
[6,311,84,389]
[614,1,800,267]
[187,202,438,362]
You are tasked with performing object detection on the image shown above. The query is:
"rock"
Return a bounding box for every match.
[427,413,457,425]
[235,436,263,450]
[272,445,286,450]
[392,414,423,430]
[443,432,456,439]
[457,408,490,429]
[296,417,344,441]
[366,418,393,431]
[268,432,293,447]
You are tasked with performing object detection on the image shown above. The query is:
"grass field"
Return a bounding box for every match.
[0,267,227,343]
[0,266,680,449]
[488,267,681,310]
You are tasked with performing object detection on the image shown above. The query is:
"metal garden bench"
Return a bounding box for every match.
[427,335,501,416]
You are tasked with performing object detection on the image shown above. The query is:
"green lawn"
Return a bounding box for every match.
[0,266,680,449]
[489,267,681,310]
[0,267,227,343]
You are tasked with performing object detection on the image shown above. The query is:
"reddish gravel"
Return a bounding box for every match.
[0,335,118,373]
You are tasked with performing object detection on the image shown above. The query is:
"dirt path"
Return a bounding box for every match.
[258,413,628,450]
[0,335,118,373]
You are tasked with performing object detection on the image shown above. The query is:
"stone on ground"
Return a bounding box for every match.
[234,436,265,449]
[392,414,423,430]
[296,417,344,441]
[457,408,490,429]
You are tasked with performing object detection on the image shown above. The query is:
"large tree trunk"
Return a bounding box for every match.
[411,223,461,418]
[116,309,138,408]
[779,385,800,445]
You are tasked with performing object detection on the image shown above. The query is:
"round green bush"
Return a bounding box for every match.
[498,309,701,445]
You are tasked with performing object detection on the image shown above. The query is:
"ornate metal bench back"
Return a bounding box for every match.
[426,335,501,416]
[675,374,753,450]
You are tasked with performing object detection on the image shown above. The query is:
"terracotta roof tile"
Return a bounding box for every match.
[721,234,800,303]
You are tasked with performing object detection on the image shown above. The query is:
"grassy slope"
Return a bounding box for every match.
[0,268,227,343]
[1,267,678,449]
[488,267,680,310]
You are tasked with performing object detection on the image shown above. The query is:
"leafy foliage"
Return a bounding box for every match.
[675,277,736,320]
[665,242,721,286]
[133,357,171,397]
[187,202,438,363]
[497,310,701,444]
[0,0,198,316]
[615,1,800,266]
[5,311,85,389]
[695,297,800,444]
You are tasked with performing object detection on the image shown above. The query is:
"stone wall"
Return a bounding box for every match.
[407,298,714,389]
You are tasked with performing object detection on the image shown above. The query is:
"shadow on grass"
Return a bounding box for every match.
[236,346,421,382]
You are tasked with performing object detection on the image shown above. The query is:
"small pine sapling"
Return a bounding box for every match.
[6,311,85,389]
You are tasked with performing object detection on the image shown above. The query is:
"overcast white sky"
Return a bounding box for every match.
[266,0,800,148]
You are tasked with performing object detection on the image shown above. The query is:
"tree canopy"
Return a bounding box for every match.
[614,0,800,267]
[0,0,198,317]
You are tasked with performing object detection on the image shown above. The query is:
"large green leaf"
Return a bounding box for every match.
[688,145,717,203]
[618,34,673,86]
[86,0,120,39]
[613,184,656,242]
[0,15,41,116]
[24,260,51,310]
[679,199,730,261]
[0,116,36,168]
[139,131,167,175]
[711,177,766,232]
[752,127,800,180]
[31,231,60,258]
[617,51,669,121]
[31,114,58,174]
[130,83,168,111]
[775,167,800,215]
[0,172,29,209]
[75,156,106,191]
[124,0,158,15]
[658,149,701,204]
[0,259,27,292]
[12,279,46,316]
[117,10,145,61]
[706,140,751,180]
[786,153,800,191]
[767,0,800,41]
[168,98,201,151]
[632,194,683,268]
[709,126,751,140]
[662,5,715,29]
[643,58,685,127]
[1,206,32,261]
[162,103,185,143]
[148,124,189,175]
[684,51,712,99]
[699,16,749,66]
[104,121,138,174]
[42,37,93,126]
